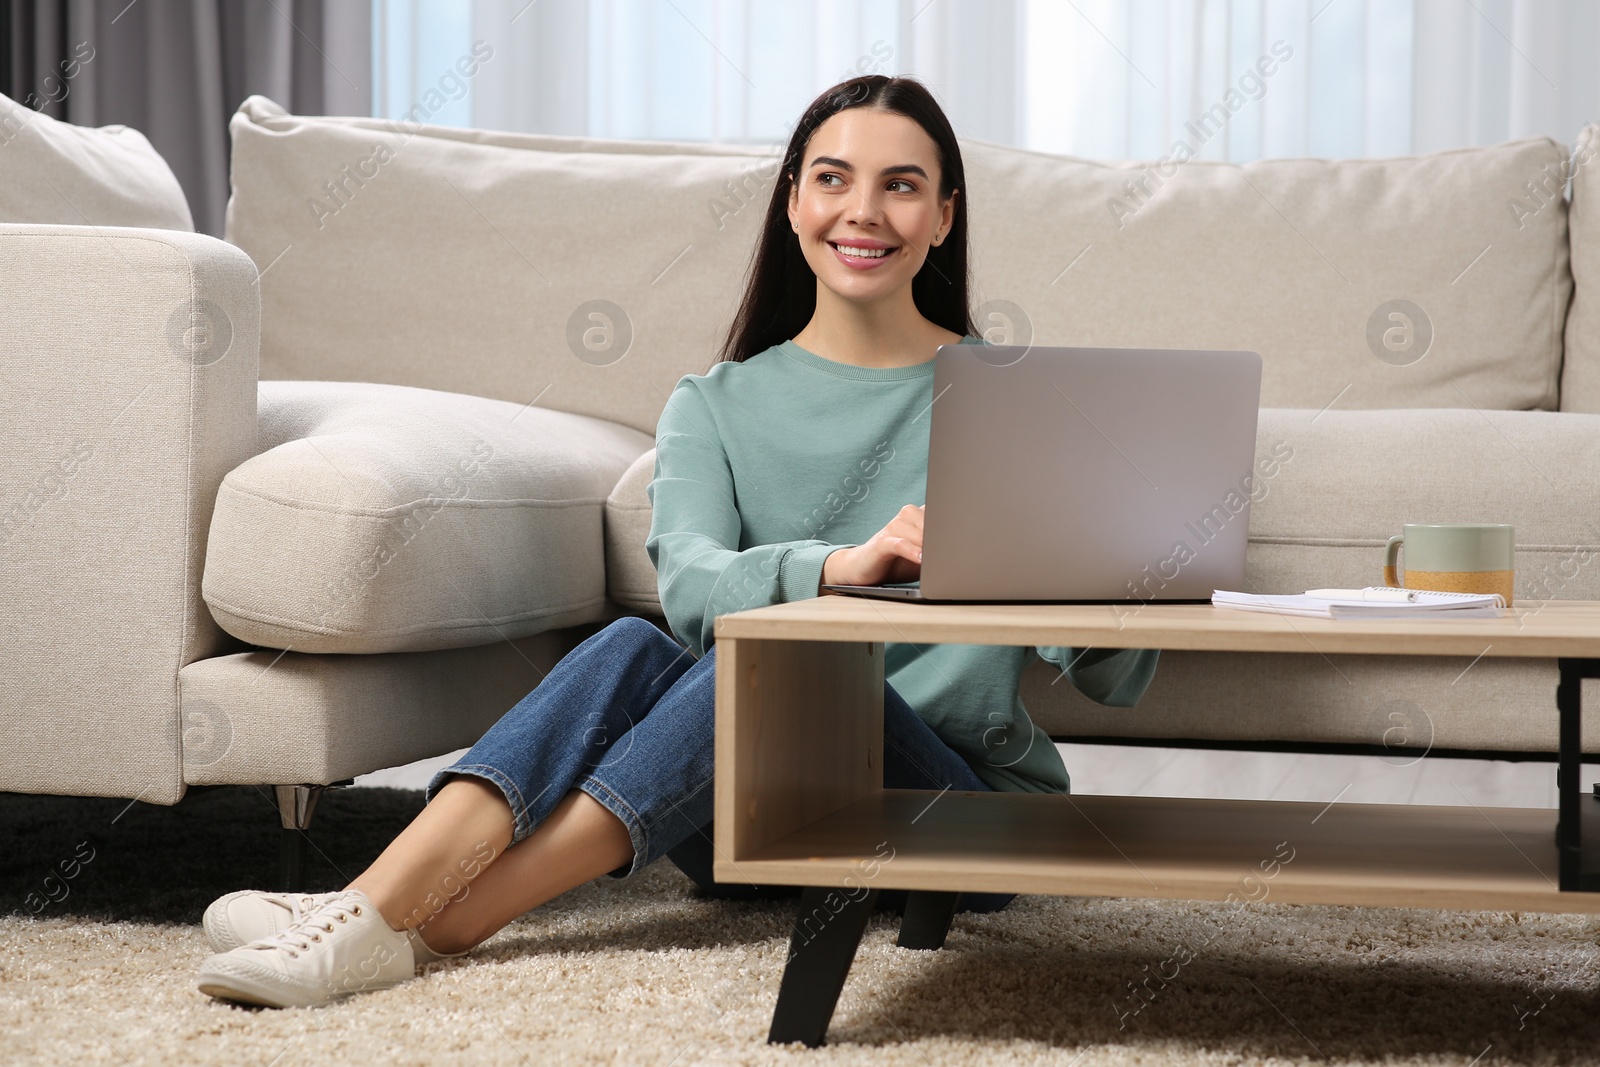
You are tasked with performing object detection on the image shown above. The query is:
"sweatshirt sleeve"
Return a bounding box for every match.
[646,379,850,657]
[1034,645,1160,707]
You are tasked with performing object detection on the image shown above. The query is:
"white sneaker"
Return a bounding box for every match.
[204,889,470,970]
[408,928,470,969]
[196,889,414,1008]
[203,890,339,952]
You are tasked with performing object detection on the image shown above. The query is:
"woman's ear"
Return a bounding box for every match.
[936,188,959,246]
[787,176,800,233]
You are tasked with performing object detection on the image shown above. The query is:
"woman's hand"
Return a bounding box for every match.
[821,505,924,587]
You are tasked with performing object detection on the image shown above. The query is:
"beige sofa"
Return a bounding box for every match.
[4,93,1599,879]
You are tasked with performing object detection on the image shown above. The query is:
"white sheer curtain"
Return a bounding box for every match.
[372,0,1600,159]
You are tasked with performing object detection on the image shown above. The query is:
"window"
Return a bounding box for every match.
[374,0,1599,161]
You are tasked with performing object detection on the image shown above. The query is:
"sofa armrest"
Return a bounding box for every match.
[0,223,260,803]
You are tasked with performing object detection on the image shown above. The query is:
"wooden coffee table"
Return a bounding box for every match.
[711,597,1600,1046]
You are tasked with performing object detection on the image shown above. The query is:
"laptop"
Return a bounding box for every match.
[822,344,1263,603]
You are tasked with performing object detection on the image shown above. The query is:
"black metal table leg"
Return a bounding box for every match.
[768,886,880,1047]
[897,890,960,950]
[1556,657,1600,892]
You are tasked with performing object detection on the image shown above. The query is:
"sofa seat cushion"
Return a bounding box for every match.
[0,91,193,229]
[203,380,652,654]
[180,626,597,786]
[605,449,659,613]
[1023,405,1600,750]
[1244,407,1600,600]
[607,407,1600,621]
[1024,653,1598,753]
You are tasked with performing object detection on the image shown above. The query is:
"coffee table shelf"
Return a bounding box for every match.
[733,789,1599,914]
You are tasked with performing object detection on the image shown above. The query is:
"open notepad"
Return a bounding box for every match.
[1211,588,1506,619]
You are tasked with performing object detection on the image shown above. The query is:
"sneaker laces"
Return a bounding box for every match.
[270,892,326,926]
[251,890,372,958]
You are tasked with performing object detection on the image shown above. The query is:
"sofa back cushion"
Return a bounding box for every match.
[0,92,193,230]
[226,95,774,437]
[961,136,1570,412]
[228,94,1571,433]
[1561,123,1600,413]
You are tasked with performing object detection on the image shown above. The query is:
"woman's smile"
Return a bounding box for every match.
[828,237,900,269]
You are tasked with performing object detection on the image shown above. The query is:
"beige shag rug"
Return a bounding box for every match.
[3,786,1597,1064]
[5,861,1599,1065]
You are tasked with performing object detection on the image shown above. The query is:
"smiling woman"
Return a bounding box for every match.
[193,73,1160,1014]
[720,77,971,371]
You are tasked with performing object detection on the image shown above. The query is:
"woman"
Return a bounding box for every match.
[195,74,1160,1009]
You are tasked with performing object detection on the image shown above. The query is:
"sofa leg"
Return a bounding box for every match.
[275,784,324,892]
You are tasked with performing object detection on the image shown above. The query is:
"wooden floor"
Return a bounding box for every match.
[360,742,1578,809]
[1058,741,1568,808]
[729,789,1600,914]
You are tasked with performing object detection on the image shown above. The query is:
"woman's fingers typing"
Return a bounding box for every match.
[820,505,926,587]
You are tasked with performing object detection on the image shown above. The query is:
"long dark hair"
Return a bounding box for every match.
[717,75,974,364]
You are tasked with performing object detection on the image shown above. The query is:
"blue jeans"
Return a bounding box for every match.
[426,616,1013,914]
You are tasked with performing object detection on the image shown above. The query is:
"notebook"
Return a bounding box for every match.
[1211,587,1505,619]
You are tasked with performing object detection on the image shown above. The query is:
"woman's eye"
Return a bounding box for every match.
[819,173,844,187]
[887,179,915,193]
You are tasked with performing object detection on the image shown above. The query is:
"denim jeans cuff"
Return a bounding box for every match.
[426,764,539,843]
[575,775,650,878]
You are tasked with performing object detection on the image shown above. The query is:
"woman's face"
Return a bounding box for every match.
[787,107,957,305]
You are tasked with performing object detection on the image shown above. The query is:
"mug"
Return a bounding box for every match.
[1383,523,1515,606]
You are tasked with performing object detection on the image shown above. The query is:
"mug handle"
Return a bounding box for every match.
[1383,535,1404,588]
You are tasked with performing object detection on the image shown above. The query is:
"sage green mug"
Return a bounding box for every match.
[1383,523,1515,606]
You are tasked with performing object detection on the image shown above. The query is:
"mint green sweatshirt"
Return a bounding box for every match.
[645,336,1160,793]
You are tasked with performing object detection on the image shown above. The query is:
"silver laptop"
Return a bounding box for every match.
[823,344,1263,603]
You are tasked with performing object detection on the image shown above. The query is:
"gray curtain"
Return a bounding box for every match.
[2,0,370,235]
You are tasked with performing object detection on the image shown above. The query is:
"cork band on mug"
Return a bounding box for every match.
[1384,524,1515,595]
